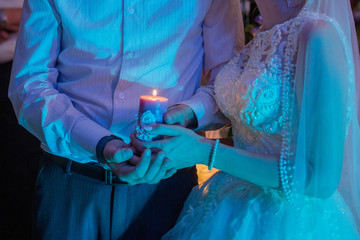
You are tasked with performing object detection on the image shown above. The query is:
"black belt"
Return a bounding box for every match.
[43,151,128,185]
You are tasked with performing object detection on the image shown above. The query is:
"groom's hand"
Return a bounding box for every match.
[128,132,177,184]
[164,104,198,128]
[103,139,136,175]
[103,137,176,185]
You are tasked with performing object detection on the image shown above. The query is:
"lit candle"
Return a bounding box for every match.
[136,90,168,142]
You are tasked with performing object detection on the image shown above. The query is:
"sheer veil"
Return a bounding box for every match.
[284,0,360,235]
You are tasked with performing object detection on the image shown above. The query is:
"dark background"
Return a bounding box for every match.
[1,61,41,239]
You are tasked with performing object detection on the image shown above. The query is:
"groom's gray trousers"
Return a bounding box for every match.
[32,153,198,240]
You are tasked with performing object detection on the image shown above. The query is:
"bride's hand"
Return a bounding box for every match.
[141,124,212,170]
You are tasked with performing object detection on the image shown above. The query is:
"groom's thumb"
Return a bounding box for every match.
[113,148,133,163]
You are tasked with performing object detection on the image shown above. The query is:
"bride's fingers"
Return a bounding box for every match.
[143,138,174,151]
[144,135,184,154]
[150,124,185,136]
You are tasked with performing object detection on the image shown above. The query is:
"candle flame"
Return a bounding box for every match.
[153,89,158,96]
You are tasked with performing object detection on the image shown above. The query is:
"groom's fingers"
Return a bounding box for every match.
[130,132,147,153]
[163,168,177,179]
[134,149,152,178]
[119,149,151,183]
[108,148,133,163]
[164,104,194,127]
[123,153,169,185]
[165,108,185,125]
[143,151,166,183]
[148,158,171,184]
[108,161,137,176]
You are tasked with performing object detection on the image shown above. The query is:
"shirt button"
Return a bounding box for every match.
[128,8,134,14]
[119,93,125,99]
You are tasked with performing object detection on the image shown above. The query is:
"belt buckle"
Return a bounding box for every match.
[105,169,114,185]
[104,169,125,186]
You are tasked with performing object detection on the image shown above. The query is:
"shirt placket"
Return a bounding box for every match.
[111,0,140,137]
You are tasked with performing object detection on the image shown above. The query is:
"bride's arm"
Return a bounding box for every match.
[295,20,348,198]
[139,125,280,188]
[203,141,280,188]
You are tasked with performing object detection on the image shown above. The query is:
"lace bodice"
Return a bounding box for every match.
[215,13,313,155]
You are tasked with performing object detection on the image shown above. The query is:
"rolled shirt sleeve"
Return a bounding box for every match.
[181,0,244,129]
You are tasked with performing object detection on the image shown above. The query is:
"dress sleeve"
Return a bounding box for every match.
[180,0,244,130]
[8,0,112,162]
[285,19,350,201]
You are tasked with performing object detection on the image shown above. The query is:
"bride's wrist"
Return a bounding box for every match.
[198,137,216,166]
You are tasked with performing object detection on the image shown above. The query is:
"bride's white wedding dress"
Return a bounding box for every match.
[163,9,360,240]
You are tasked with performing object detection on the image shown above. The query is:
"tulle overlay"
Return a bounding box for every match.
[163,172,358,240]
[163,4,360,239]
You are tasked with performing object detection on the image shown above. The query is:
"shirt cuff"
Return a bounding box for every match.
[70,116,113,161]
[180,94,217,130]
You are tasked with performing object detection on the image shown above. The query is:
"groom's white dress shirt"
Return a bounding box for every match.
[9,0,244,164]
